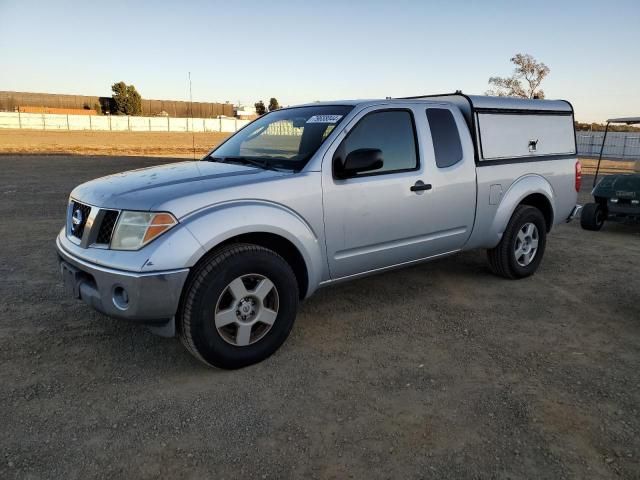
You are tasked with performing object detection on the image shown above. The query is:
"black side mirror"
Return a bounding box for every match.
[334,148,383,179]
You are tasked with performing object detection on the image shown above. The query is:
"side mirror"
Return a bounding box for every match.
[335,148,383,179]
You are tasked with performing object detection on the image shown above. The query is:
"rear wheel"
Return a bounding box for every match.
[487,205,547,279]
[178,243,299,369]
[580,202,606,231]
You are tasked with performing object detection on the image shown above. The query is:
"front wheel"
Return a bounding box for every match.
[178,243,299,369]
[487,205,547,279]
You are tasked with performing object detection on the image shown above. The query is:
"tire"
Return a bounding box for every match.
[178,243,299,369]
[487,205,547,279]
[580,202,605,231]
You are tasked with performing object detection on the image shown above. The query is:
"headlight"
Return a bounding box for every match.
[111,211,177,250]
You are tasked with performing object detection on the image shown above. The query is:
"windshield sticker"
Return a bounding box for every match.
[306,114,343,124]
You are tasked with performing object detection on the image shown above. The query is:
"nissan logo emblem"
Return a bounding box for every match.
[71,209,83,231]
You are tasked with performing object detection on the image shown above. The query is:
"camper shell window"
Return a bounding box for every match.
[476,110,576,161]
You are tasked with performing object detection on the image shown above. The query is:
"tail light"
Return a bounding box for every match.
[575,161,582,192]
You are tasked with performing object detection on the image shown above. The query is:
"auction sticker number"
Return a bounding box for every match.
[306,115,343,124]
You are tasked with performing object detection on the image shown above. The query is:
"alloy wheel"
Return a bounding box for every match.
[214,274,279,346]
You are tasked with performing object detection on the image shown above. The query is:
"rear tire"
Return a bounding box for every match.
[580,202,605,231]
[178,243,299,369]
[487,205,547,279]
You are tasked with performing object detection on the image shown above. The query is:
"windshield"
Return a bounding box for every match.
[206,105,353,171]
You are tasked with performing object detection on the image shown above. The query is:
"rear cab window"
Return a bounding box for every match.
[426,108,463,168]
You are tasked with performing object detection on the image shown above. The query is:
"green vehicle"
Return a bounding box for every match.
[581,117,640,231]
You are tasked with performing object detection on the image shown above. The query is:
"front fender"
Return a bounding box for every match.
[489,174,555,246]
[177,200,325,295]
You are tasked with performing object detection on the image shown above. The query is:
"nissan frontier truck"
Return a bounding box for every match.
[57,93,582,368]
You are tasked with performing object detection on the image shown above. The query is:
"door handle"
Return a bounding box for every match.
[410,181,432,192]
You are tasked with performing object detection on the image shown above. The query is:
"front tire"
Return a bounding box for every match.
[178,243,299,369]
[580,202,606,231]
[487,205,547,279]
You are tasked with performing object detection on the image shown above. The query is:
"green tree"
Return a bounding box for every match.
[254,100,266,115]
[268,97,280,112]
[486,54,550,99]
[111,81,142,115]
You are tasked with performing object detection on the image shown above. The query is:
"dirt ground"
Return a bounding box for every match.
[0,155,639,479]
[0,130,231,158]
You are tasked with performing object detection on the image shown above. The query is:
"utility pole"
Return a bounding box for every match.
[189,72,195,160]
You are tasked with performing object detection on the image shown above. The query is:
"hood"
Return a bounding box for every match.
[593,173,640,199]
[71,161,288,212]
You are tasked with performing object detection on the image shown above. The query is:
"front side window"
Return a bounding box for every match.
[336,110,418,176]
[426,108,463,168]
[208,105,353,171]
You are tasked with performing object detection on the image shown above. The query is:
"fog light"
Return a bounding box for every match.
[610,198,618,203]
[113,286,129,310]
[632,199,639,205]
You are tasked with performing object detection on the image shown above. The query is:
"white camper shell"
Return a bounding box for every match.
[406,93,577,163]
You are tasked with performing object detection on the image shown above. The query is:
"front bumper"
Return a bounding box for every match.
[608,201,640,217]
[56,236,189,323]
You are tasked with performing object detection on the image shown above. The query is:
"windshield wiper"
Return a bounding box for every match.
[208,156,279,171]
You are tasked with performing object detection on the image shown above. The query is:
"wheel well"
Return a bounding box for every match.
[519,193,553,232]
[214,232,309,299]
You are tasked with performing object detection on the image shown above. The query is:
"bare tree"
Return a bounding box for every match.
[486,54,550,99]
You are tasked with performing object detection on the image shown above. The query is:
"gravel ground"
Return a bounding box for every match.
[0,130,230,157]
[1,155,639,479]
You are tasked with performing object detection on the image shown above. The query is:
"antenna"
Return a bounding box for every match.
[188,72,195,160]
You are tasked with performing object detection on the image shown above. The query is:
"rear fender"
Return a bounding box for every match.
[488,174,555,247]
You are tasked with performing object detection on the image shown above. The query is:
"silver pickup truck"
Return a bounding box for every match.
[57,93,581,368]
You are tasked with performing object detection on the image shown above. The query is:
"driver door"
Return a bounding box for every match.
[322,107,431,278]
[321,104,475,279]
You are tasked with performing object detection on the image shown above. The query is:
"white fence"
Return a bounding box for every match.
[0,111,250,133]
[576,131,640,160]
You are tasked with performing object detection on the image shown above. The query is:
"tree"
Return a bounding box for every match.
[486,54,550,99]
[268,97,280,112]
[254,100,266,115]
[111,81,142,115]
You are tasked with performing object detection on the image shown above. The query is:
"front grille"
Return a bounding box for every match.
[96,210,119,245]
[68,201,121,247]
[70,201,91,239]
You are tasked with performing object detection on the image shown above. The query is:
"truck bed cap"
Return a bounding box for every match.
[463,95,572,112]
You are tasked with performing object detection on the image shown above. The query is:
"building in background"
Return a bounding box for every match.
[234,104,258,120]
[0,91,236,118]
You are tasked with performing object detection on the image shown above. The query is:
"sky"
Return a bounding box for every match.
[0,0,638,122]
